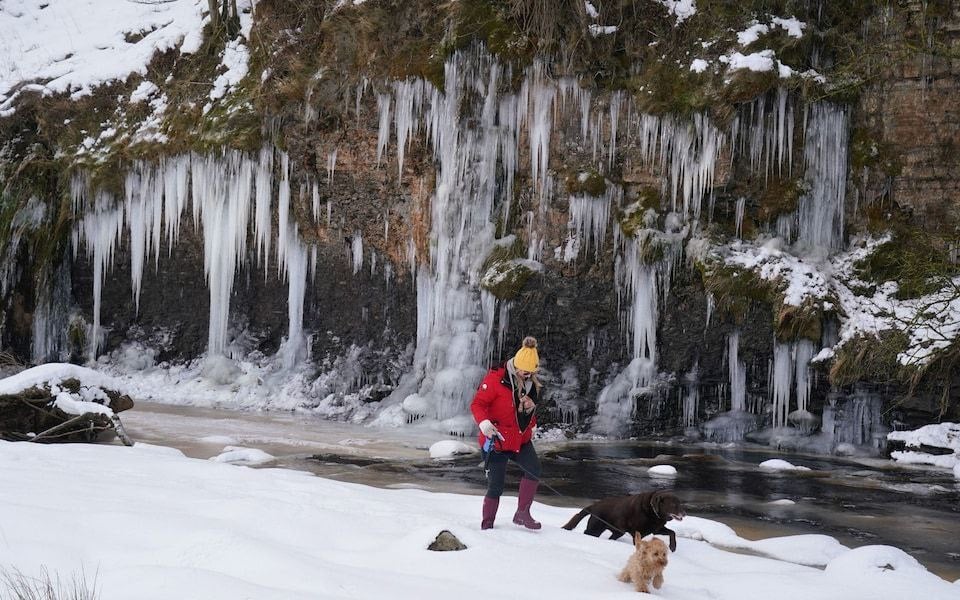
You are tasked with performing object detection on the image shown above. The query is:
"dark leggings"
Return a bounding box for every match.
[484,442,541,498]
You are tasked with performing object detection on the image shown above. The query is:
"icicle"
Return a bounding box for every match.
[527,61,555,196]
[311,181,320,221]
[568,183,619,257]
[734,197,746,239]
[278,229,309,369]
[276,152,290,276]
[770,341,793,428]
[394,79,424,178]
[376,93,391,167]
[326,200,332,227]
[162,155,189,255]
[192,152,255,356]
[254,146,274,267]
[704,292,715,331]
[73,186,125,362]
[794,339,814,414]
[728,331,747,412]
[327,149,338,184]
[31,259,70,364]
[351,231,363,274]
[681,364,700,428]
[608,90,623,170]
[797,102,849,255]
[496,300,512,360]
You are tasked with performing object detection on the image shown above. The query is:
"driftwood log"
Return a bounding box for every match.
[0,378,135,445]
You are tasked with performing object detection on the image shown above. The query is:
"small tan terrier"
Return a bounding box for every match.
[618,534,668,593]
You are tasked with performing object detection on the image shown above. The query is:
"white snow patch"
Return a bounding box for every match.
[210,446,275,465]
[772,16,806,38]
[584,1,599,19]
[429,440,476,459]
[648,464,678,476]
[768,499,797,505]
[588,24,618,36]
[722,50,777,73]
[129,80,159,104]
[690,58,710,73]
[760,459,810,471]
[53,391,114,417]
[657,0,697,25]
[737,22,770,46]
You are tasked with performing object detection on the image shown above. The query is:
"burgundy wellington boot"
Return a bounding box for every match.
[481,496,499,530]
[512,478,541,530]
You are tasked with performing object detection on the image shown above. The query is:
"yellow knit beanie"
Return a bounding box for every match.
[513,336,539,372]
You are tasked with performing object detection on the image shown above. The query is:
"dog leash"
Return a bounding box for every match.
[480,441,629,536]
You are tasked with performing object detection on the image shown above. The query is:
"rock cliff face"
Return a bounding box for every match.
[1,0,958,452]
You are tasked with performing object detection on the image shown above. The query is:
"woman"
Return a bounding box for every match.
[470,336,543,530]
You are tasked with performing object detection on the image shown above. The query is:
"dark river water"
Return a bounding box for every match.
[295,441,960,581]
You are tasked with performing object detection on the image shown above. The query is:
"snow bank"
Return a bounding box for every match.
[825,545,929,578]
[0,442,955,600]
[674,516,847,568]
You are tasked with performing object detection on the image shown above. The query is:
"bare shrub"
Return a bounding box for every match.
[0,567,100,600]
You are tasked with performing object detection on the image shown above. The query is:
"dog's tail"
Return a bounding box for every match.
[561,508,591,530]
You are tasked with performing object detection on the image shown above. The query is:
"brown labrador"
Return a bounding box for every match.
[562,490,686,551]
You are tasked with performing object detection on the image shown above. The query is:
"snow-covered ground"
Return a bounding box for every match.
[1,440,957,600]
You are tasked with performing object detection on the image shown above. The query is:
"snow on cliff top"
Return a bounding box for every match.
[0,0,208,114]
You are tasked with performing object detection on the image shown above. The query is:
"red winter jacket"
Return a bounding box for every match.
[470,365,539,453]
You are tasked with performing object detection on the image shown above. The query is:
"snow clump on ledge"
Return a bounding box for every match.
[648,464,678,476]
[429,440,476,459]
[760,459,810,471]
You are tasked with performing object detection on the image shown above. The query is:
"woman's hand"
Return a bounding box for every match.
[520,395,536,414]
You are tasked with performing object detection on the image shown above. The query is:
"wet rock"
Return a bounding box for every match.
[427,530,466,551]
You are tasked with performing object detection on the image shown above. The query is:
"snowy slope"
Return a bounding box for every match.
[0,441,956,599]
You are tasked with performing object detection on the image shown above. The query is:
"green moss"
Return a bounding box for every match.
[629,61,713,117]
[697,260,776,323]
[755,176,807,222]
[481,259,537,300]
[849,127,902,177]
[855,231,957,299]
[481,235,525,274]
[565,170,607,196]
[618,201,655,239]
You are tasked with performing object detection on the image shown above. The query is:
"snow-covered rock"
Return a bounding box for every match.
[210,446,275,466]
[429,440,475,459]
[648,464,678,476]
[760,459,810,471]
